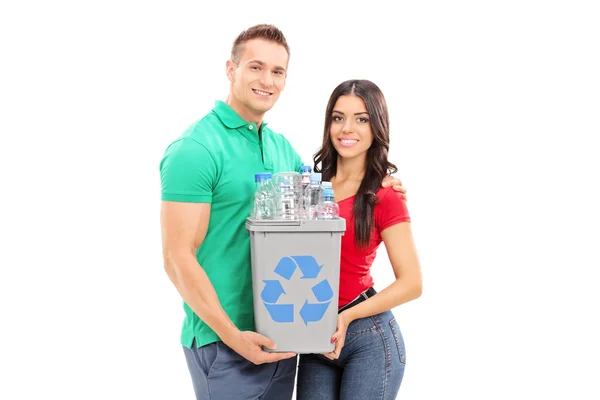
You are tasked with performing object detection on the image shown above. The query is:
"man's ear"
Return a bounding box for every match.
[225,60,235,82]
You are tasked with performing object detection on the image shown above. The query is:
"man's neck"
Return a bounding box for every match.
[226,95,264,129]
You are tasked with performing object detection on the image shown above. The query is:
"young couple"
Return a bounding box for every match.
[160,24,422,399]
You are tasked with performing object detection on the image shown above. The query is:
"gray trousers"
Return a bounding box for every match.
[183,340,298,400]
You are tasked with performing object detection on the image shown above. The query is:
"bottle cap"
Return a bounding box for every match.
[255,172,272,182]
[300,165,312,173]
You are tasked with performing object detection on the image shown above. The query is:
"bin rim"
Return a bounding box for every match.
[246,217,346,233]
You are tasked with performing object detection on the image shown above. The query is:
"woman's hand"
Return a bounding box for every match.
[323,311,353,360]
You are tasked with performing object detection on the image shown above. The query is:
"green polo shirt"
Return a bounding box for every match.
[160,100,303,349]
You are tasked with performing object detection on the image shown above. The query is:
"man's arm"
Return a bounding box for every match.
[161,201,237,340]
[161,201,296,364]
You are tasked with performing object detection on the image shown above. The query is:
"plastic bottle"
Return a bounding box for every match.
[308,173,322,220]
[252,173,275,220]
[319,181,332,209]
[279,179,298,220]
[318,188,340,220]
[272,171,302,220]
[299,166,312,219]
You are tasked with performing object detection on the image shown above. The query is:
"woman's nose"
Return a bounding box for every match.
[342,120,354,133]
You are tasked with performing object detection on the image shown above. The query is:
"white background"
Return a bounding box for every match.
[1,1,599,399]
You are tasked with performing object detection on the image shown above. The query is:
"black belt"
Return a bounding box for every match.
[338,287,377,314]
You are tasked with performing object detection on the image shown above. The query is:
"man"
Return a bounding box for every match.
[160,24,406,399]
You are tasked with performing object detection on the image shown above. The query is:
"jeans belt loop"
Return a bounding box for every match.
[338,287,376,314]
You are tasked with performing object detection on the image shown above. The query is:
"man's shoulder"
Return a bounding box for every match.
[165,111,226,151]
[161,114,214,155]
[184,111,223,139]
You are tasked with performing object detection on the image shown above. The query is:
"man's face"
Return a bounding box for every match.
[227,39,288,120]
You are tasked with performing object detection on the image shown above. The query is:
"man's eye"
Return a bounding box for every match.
[273,70,283,76]
[250,66,260,71]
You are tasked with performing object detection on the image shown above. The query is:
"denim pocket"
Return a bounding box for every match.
[389,318,407,364]
[346,316,378,336]
[196,341,220,377]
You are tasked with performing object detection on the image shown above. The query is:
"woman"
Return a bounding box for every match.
[296,80,423,399]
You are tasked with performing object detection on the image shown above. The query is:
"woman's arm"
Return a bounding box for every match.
[324,222,422,360]
[342,222,422,323]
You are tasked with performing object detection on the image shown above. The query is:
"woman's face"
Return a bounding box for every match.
[329,95,374,161]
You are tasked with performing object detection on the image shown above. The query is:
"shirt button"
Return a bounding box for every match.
[248,125,253,130]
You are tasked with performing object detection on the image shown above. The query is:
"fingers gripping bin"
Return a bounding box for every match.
[246,218,346,354]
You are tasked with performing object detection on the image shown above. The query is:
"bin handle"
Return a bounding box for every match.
[246,218,301,227]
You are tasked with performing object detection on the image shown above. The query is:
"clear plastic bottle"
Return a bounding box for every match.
[299,166,312,219]
[272,171,301,220]
[279,179,297,220]
[319,181,332,209]
[250,173,262,218]
[252,173,275,220]
[308,173,322,220]
[318,188,340,220]
[264,173,276,216]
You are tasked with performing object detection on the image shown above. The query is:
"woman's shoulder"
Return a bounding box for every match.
[374,186,410,222]
[375,186,400,204]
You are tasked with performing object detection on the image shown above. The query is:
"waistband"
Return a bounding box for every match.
[338,287,377,314]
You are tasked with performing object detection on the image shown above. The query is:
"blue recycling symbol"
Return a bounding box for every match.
[261,255,334,325]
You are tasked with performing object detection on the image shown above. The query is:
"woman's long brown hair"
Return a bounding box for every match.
[313,79,397,248]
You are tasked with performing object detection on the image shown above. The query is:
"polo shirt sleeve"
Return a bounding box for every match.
[294,151,304,172]
[375,188,411,232]
[285,140,303,171]
[160,137,217,203]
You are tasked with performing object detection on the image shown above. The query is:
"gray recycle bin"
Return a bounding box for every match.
[246,218,346,354]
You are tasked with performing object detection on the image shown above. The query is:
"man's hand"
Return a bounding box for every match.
[226,330,296,365]
[382,175,407,201]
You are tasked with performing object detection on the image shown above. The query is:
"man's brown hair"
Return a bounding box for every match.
[231,24,290,65]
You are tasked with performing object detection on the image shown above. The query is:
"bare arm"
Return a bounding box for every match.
[343,222,422,322]
[324,222,422,359]
[161,201,238,340]
[161,201,295,363]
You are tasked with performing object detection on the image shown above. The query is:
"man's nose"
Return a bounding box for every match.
[259,71,274,87]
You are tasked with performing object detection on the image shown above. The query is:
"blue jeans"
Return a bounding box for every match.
[296,310,406,400]
[183,340,298,399]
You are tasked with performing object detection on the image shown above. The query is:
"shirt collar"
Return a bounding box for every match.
[212,100,269,130]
